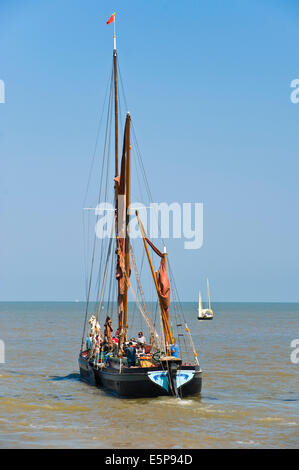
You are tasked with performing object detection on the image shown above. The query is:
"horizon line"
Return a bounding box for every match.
[0,300,299,304]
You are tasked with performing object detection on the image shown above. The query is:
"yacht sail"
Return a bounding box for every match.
[197,279,214,320]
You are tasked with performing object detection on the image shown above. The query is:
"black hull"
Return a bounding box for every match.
[79,355,202,398]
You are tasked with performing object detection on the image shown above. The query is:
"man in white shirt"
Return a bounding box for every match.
[138,331,146,344]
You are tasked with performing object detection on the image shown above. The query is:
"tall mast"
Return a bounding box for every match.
[113,44,119,215]
[112,24,122,339]
[123,113,131,341]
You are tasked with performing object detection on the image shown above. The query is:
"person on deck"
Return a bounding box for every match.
[104,351,113,366]
[138,331,146,345]
[86,333,93,350]
[170,340,179,358]
[124,342,136,367]
[130,337,137,347]
[88,335,97,360]
[136,342,145,356]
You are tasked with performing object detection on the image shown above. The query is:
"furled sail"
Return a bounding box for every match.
[114,120,131,335]
[143,236,170,318]
[143,235,171,344]
[158,257,170,320]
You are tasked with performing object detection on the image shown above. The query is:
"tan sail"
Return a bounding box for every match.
[115,114,131,347]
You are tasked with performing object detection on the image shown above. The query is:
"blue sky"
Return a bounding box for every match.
[0,0,299,301]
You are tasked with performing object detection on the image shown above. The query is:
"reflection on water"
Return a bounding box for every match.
[50,373,81,381]
[0,302,298,448]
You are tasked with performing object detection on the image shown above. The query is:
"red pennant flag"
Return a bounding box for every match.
[106,13,115,25]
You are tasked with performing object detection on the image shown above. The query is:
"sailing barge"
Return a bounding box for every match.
[78,15,202,398]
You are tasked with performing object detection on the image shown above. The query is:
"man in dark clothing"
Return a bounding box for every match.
[125,341,136,367]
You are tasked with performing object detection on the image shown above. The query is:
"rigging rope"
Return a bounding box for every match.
[80,61,114,350]
[96,231,114,321]
[129,244,160,348]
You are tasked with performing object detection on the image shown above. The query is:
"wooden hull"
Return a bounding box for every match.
[78,354,202,398]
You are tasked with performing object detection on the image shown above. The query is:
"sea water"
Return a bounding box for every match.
[0,302,298,448]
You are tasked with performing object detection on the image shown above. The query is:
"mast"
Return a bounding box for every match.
[113,41,119,224]
[207,278,211,311]
[112,24,122,340]
[123,113,131,342]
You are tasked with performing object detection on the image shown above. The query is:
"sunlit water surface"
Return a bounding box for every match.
[0,302,298,448]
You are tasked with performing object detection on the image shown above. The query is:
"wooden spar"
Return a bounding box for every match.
[123,113,131,341]
[163,247,168,320]
[135,211,174,352]
[113,44,122,339]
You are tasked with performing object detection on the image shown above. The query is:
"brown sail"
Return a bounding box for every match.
[104,315,113,350]
[114,114,131,343]
[136,226,172,346]
[143,236,170,320]
[158,257,170,320]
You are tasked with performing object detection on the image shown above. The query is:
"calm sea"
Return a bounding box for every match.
[0,302,298,449]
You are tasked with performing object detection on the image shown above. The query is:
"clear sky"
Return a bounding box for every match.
[1,0,299,301]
